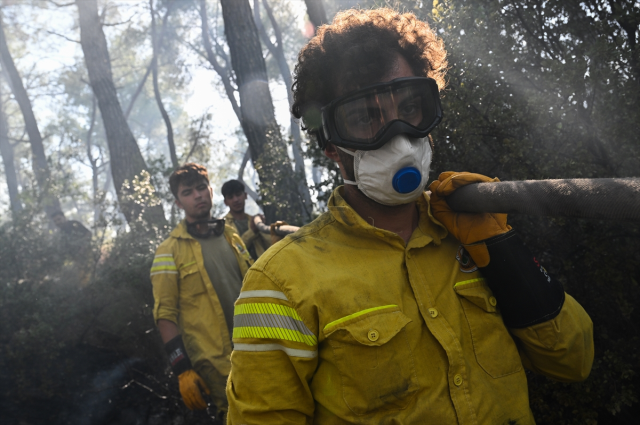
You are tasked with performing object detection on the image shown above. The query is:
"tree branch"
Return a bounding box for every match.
[49,1,75,7]
[150,0,178,169]
[46,30,80,44]
[198,0,242,121]
[124,1,173,120]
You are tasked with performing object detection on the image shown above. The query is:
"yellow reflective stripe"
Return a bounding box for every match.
[235,303,303,322]
[180,261,196,269]
[234,302,317,346]
[323,304,397,330]
[153,256,174,264]
[454,278,486,287]
[233,326,316,346]
[150,265,177,272]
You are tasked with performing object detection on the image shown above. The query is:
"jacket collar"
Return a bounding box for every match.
[327,186,447,246]
[170,220,194,240]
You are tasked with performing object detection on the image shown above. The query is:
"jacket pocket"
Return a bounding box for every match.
[454,279,522,378]
[179,262,206,299]
[323,306,419,415]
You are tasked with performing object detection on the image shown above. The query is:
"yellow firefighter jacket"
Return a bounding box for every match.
[151,221,253,383]
[224,212,272,258]
[226,187,594,425]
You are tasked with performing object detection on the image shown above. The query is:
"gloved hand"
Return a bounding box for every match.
[178,369,210,410]
[429,172,511,267]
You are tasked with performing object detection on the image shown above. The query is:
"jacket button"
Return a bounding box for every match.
[454,374,463,386]
[428,308,439,318]
[367,329,379,342]
[489,296,497,307]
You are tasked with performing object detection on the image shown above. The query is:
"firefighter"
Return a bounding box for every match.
[221,179,271,260]
[226,8,593,424]
[150,163,252,420]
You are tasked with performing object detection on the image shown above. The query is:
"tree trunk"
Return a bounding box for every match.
[0,84,21,214]
[254,0,312,220]
[86,94,100,227]
[218,0,305,224]
[76,0,166,226]
[150,0,178,169]
[0,16,61,217]
[304,0,327,33]
[238,148,259,201]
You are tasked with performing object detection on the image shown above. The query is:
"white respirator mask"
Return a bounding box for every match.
[338,134,432,206]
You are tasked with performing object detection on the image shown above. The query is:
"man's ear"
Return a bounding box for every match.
[323,142,342,163]
[175,198,184,211]
[223,197,230,207]
[242,192,247,201]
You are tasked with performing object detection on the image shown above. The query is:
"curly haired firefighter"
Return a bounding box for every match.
[225,9,594,425]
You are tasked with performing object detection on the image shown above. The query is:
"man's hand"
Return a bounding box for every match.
[250,214,266,233]
[429,172,511,267]
[178,369,210,410]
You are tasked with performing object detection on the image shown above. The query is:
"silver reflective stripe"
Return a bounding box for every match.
[238,290,288,301]
[233,343,317,358]
[150,271,178,276]
[234,313,315,336]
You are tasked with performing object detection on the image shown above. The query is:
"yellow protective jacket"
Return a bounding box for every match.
[227,187,594,425]
[224,212,272,258]
[151,221,253,380]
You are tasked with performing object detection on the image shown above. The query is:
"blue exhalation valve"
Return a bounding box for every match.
[392,167,421,194]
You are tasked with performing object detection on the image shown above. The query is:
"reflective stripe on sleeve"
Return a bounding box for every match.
[237,290,289,301]
[233,343,317,358]
[151,255,177,274]
[233,303,317,346]
[150,270,178,276]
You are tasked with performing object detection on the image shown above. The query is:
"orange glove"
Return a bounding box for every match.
[429,172,511,267]
[178,369,210,410]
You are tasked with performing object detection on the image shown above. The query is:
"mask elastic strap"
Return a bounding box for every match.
[336,146,358,186]
[337,146,355,156]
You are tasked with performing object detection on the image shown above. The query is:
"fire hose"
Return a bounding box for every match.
[249,178,640,238]
[444,178,640,222]
[254,220,300,237]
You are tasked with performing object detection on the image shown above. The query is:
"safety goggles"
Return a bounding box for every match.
[186,218,226,239]
[317,77,442,150]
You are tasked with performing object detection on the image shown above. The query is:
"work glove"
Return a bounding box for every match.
[429,171,511,267]
[178,369,210,410]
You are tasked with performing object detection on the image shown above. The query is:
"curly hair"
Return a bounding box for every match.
[169,163,209,199]
[292,8,447,137]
